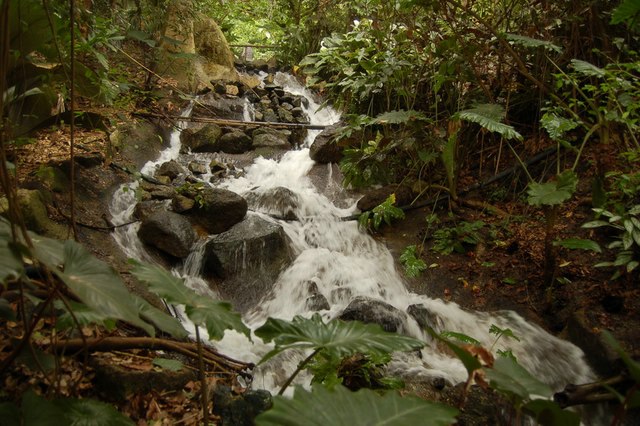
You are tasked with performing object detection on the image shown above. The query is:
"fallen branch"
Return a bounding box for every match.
[553,375,632,408]
[46,336,254,377]
[132,112,327,130]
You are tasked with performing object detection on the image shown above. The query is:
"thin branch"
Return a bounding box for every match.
[133,112,326,130]
[68,0,78,240]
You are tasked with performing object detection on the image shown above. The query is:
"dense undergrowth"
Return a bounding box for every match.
[1,0,640,424]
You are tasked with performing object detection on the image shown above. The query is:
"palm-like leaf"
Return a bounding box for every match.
[130,261,250,340]
[255,313,423,364]
[456,104,523,141]
[255,384,458,426]
[506,34,562,53]
[372,109,429,124]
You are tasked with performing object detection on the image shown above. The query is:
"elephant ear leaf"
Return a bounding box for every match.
[130,260,250,341]
[55,241,154,336]
[255,313,423,364]
[255,384,458,426]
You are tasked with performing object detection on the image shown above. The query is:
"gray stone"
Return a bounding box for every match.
[180,124,223,153]
[156,160,185,180]
[217,130,253,154]
[306,294,330,311]
[245,186,299,220]
[171,194,195,213]
[185,187,247,234]
[339,296,406,332]
[262,109,278,122]
[252,129,290,149]
[133,200,166,221]
[203,214,293,312]
[212,385,272,426]
[407,304,443,333]
[138,210,196,258]
[277,107,295,123]
[188,161,208,175]
[309,124,344,164]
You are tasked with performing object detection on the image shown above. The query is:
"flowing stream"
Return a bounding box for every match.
[110,73,595,397]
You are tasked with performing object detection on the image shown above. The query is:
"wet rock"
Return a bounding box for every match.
[245,186,299,220]
[185,187,247,234]
[110,121,164,170]
[203,213,293,311]
[212,385,272,426]
[306,293,330,311]
[35,166,69,193]
[407,304,444,333]
[339,296,406,332]
[171,194,195,213]
[277,107,295,123]
[261,109,279,123]
[188,161,208,175]
[209,160,226,174]
[138,210,196,258]
[133,200,167,221]
[217,130,253,154]
[180,124,223,153]
[567,310,619,376]
[148,185,177,201]
[309,124,345,164]
[357,184,413,212]
[156,160,185,180]
[252,128,290,149]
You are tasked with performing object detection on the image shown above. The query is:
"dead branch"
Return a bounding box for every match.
[46,336,254,378]
[553,375,632,408]
[132,112,327,130]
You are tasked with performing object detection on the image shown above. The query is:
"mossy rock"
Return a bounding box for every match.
[0,189,66,238]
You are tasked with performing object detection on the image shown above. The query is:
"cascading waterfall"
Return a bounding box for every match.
[109,73,596,400]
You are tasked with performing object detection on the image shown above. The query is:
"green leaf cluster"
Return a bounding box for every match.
[527,171,578,207]
[358,193,406,231]
[399,245,428,278]
[431,220,485,255]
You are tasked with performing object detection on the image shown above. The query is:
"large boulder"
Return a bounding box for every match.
[156,160,185,180]
[203,214,293,312]
[185,187,247,234]
[180,124,223,153]
[339,296,406,332]
[244,186,300,220]
[211,385,272,426]
[309,124,344,163]
[217,130,253,154]
[407,304,444,334]
[0,189,66,238]
[138,210,196,258]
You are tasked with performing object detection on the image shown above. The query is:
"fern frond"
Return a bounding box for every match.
[456,104,523,141]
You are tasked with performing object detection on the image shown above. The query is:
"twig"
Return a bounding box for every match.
[553,375,631,408]
[132,112,326,130]
[278,348,321,396]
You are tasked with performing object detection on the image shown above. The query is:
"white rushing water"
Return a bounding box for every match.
[109,73,595,398]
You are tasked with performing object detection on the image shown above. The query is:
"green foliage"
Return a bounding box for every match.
[505,34,562,53]
[130,260,250,340]
[527,171,578,207]
[455,104,523,141]
[611,0,640,30]
[255,384,459,426]
[439,331,481,346]
[308,352,402,391]
[399,245,427,278]
[0,391,134,426]
[255,313,424,364]
[553,238,602,253]
[341,133,394,189]
[583,205,640,278]
[431,220,485,255]
[358,193,405,230]
[152,357,184,372]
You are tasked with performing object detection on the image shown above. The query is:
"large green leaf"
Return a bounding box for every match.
[54,241,154,336]
[611,0,640,26]
[524,399,580,426]
[527,171,578,207]
[130,261,250,340]
[54,300,117,332]
[54,398,134,426]
[553,238,602,253]
[255,385,458,426]
[456,104,523,141]
[21,391,68,426]
[255,313,424,364]
[372,110,429,124]
[540,112,579,141]
[131,295,188,339]
[571,59,606,78]
[485,356,553,403]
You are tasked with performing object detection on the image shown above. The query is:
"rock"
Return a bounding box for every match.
[138,210,196,258]
[277,107,295,123]
[225,84,240,96]
[306,293,330,311]
[357,185,413,212]
[309,124,344,163]
[262,109,279,123]
[188,161,208,175]
[36,166,69,193]
[211,385,272,426]
[339,296,406,332]
[157,160,185,180]
[148,185,177,201]
[217,130,253,154]
[133,200,167,221]
[203,214,293,311]
[251,128,290,149]
[407,304,444,333]
[0,189,65,238]
[245,186,299,220]
[171,194,195,213]
[180,124,223,153]
[185,187,247,234]
[110,121,164,170]
[209,160,226,174]
[567,310,620,376]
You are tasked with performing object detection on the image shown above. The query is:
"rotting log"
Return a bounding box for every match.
[133,112,327,130]
[553,374,633,408]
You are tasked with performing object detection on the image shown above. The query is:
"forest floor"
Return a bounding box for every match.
[3,60,639,423]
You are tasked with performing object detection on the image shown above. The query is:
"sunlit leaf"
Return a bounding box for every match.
[131,295,188,339]
[553,238,602,253]
[255,313,423,364]
[256,385,458,426]
[372,110,429,124]
[456,104,523,141]
[527,171,577,207]
[506,34,562,53]
[130,261,250,340]
[571,59,606,78]
[152,358,184,372]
